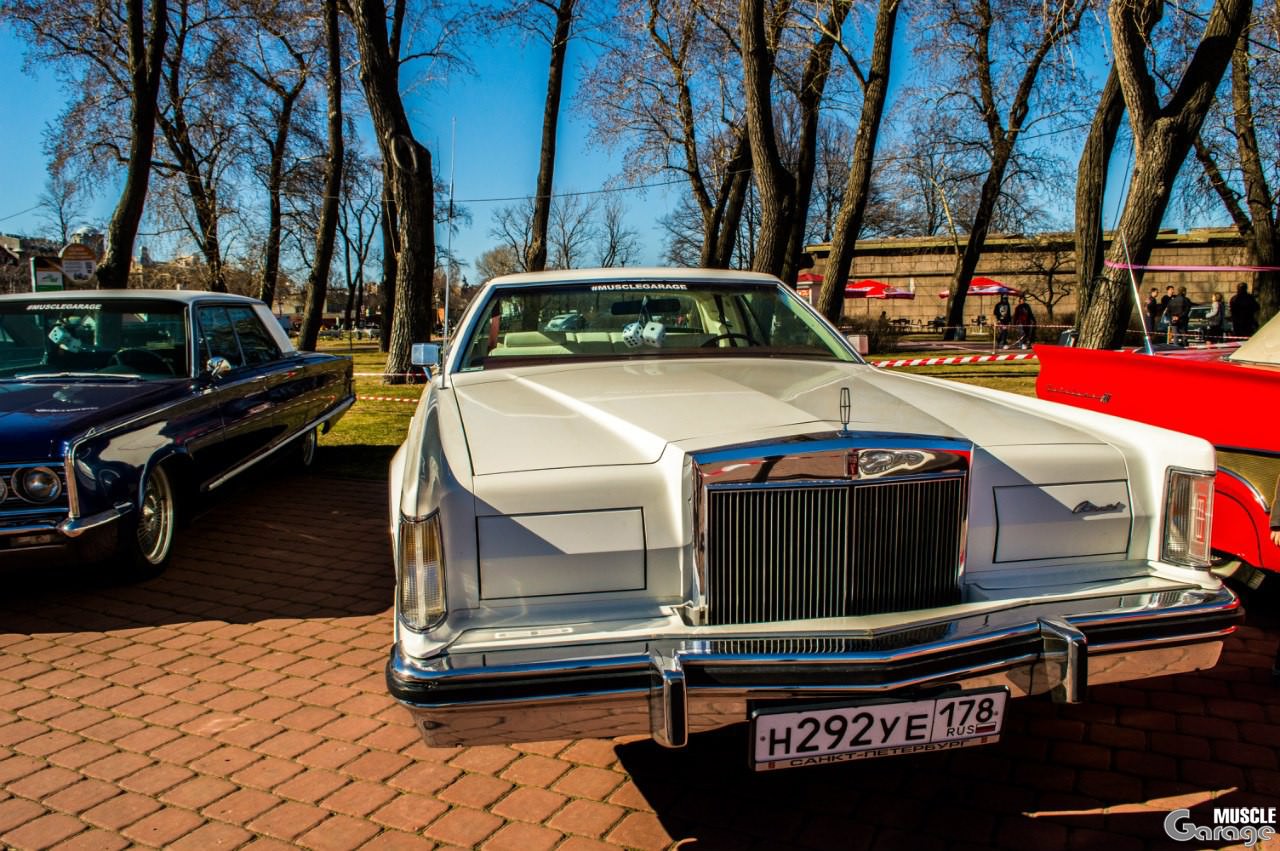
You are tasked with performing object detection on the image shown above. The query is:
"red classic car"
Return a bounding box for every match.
[1036,317,1280,576]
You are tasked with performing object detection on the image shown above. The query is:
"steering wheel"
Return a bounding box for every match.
[700,332,756,348]
[111,348,175,375]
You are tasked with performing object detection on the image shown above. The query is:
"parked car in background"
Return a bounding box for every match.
[1037,311,1280,581]
[0,290,354,577]
[1185,303,1232,344]
[386,268,1239,770]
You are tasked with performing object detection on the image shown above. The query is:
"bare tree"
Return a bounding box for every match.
[814,0,900,322]
[37,170,85,244]
[3,0,169,289]
[298,0,343,351]
[337,151,382,329]
[1017,233,1074,321]
[1187,17,1279,321]
[1077,0,1252,348]
[345,0,465,381]
[582,0,750,268]
[489,199,536,272]
[235,0,321,306]
[921,0,1090,339]
[596,198,641,267]
[490,0,583,272]
[740,0,854,281]
[474,245,522,282]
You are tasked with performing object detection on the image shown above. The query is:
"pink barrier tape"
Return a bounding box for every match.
[1105,260,1280,272]
[871,352,1038,368]
[357,395,421,404]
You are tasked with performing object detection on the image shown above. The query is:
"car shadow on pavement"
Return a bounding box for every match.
[615,609,1280,851]
[0,469,392,634]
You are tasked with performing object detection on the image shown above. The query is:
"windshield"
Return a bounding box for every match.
[0,299,190,380]
[458,281,857,371]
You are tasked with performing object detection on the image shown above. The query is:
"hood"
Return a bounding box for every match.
[0,380,179,460]
[452,359,1102,475]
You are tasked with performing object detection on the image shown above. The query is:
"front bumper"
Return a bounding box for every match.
[388,584,1242,748]
[0,507,126,570]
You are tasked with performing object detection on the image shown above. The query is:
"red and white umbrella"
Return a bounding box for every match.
[847,279,915,299]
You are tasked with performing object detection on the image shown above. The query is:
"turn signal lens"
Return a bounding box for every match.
[397,514,446,631]
[1163,470,1214,568]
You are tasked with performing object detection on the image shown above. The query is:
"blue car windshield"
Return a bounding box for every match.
[0,299,190,380]
[458,282,858,371]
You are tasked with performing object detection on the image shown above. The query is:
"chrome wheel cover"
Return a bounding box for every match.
[301,428,318,466]
[136,466,175,565]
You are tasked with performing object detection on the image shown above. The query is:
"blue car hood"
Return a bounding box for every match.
[0,380,178,461]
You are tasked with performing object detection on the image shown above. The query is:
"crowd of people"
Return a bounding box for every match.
[1144,281,1262,345]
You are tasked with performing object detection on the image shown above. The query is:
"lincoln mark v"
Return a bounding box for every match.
[387,269,1240,771]
[0,290,353,577]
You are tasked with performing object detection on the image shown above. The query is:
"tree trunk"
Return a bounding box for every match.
[780,1,849,286]
[815,0,900,323]
[739,0,794,278]
[96,0,168,290]
[259,87,301,306]
[378,179,397,353]
[299,0,344,352]
[348,0,435,382]
[1077,0,1250,348]
[942,144,1012,335]
[1072,68,1125,324]
[1230,19,1279,321]
[525,0,575,273]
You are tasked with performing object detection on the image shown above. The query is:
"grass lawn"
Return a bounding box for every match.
[310,339,1041,479]
[314,340,422,480]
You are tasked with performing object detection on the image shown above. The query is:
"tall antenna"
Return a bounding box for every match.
[1121,232,1154,355]
[441,118,457,388]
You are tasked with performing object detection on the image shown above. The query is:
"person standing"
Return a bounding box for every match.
[1165,286,1192,344]
[1145,288,1162,332]
[1013,296,1036,349]
[1230,282,1261,338]
[994,296,1012,348]
[1205,292,1226,343]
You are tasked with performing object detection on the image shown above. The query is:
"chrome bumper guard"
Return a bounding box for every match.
[0,506,127,539]
[387,586,1241,748]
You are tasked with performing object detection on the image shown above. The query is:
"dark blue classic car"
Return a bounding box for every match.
[0,290,354,577]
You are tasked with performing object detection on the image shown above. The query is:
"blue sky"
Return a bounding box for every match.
[0,15,1152,281]
[0,25,681,275]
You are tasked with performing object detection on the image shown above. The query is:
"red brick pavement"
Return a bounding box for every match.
[1,472,1279,850]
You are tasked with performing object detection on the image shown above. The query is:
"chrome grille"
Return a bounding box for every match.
[704,476,966,626]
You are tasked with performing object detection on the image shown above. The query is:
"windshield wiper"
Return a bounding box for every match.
[15,372,144,381]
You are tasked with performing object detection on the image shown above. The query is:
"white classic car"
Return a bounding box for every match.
[387,268,1240,771]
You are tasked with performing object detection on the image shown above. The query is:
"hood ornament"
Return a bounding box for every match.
[839,387,851,435]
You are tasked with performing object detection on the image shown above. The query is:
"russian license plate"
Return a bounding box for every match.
[750,688,1008,772]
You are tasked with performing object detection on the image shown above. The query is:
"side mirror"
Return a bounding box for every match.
[411,343,440,368]
[206,356,232,379]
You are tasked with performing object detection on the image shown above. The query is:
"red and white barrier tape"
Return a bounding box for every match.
[357,395,421,404]
[871,352,1038,368]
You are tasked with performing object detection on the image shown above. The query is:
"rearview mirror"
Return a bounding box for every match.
[411,343,440,367]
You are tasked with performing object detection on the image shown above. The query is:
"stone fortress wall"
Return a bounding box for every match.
[803,228,1250,328]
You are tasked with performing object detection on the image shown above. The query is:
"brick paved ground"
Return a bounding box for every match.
[2,471,1278,850]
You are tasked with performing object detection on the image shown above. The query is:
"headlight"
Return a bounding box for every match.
[1163,469,1214,567]
[397,513,446,631]
[15,467,61,504]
